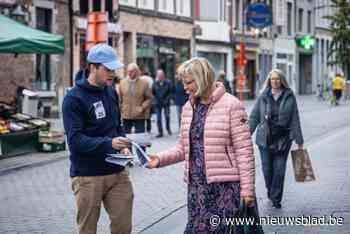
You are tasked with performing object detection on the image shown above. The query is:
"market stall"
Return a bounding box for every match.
[0,103,51,156]
[0,14,65,157]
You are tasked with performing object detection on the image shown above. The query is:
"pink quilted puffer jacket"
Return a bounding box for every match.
[157,83,255,197]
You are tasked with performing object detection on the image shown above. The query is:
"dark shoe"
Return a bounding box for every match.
[126,161,134,167]
[272,202,281,209]
[168,130,172,135]
[156,134,163,138]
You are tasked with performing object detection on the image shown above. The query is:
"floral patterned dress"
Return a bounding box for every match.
[184,103,241,234]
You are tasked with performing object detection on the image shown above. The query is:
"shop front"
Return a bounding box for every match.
[234,47,258,99]
[136,34,191,83]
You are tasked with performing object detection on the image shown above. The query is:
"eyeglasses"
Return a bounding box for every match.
[182,79,195,86]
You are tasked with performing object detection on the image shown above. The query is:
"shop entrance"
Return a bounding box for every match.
[299,54,313,94]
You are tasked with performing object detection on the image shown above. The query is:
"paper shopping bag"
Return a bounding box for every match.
[291,149,316,182]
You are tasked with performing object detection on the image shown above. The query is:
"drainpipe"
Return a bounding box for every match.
[69,0,74,87]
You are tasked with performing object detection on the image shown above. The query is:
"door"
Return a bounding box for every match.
[299,54,313,94]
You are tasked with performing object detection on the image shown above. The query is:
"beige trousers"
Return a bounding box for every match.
[71,170,134,234]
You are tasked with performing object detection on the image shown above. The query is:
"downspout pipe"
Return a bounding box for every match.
[69,0,73,87]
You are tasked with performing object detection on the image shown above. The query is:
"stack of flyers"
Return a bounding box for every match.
[105,154,133,167]
[126,133,152,147]
[131,141,151,167]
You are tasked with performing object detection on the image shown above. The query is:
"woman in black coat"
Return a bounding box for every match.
[249,69,304,209]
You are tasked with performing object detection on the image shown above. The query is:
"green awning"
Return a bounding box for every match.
[0,14,64,54]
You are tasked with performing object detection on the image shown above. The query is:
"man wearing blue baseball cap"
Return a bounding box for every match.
[62,44,133,234]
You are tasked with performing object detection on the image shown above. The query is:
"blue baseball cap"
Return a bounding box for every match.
[87,44,124,70]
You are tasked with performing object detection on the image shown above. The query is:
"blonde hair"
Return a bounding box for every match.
[127,63,140,72]
[261,69,290,92]
[176,57,215,97]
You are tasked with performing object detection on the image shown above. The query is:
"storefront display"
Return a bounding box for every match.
[38,130,66,152]
[0,102,51,157]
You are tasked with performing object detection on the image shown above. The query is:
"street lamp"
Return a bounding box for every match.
[11,4,28,24]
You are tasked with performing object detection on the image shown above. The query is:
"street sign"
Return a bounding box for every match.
[246,2,273,28]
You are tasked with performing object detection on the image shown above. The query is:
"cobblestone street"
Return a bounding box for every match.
[1,97,350,234]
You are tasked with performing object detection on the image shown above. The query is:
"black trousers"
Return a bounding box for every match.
[123,119,145,134]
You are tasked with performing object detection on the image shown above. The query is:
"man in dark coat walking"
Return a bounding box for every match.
[152,69,173,138]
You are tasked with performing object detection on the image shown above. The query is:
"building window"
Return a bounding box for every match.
[158,0,174,14]
[298,8,303,32]
[287,2,292,36]
[326,40,330,63]
[235,0,240,29]
[79,0,88,15]
[79,32,87,69]
[321,39,324,64]
[105,0,113,20]
[197,51,227,77]
[219,0,227,22]
[138,0,155,10]
[246,0,252,30]
[120,0,137,7]
[35,7,52,91]
[176,0,190,17]
[200,0,219,21]
[92,0,101,11]
[307,10,312,33]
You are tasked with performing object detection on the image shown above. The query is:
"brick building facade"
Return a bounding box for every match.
[0,0,70,109]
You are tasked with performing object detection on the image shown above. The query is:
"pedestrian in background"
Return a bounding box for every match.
[147,58,256,233]
[174,74,188,130]
[152,69,173,138]
[249,68,304,209]
[141,69,154,133]
[119,63,152,134]
[217,71,232,94]
[62,44,133,234]
[332,73,345,105]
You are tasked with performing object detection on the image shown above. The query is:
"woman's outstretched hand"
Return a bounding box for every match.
[147,155,160,169]
[242,196,256,207]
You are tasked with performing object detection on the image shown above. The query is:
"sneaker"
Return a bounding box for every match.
[156,134,163,138]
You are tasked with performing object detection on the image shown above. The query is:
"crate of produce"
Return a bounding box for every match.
[37,141,66,152]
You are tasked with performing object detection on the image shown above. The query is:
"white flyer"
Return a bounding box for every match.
[105,154,133,167]
[131,141,151,167]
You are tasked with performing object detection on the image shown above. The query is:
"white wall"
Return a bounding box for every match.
[274,38,296,92]
[195,21,231,42]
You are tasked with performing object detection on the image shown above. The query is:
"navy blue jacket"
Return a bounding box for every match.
[152,79,173,107]
[62,69,125,177]
[174,80,188,107]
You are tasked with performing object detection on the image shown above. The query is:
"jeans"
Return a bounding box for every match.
[123,119,146,134]
[156,105,171,135]
[259,142,292,204]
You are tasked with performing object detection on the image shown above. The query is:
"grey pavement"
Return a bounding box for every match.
[0,95,350,234]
